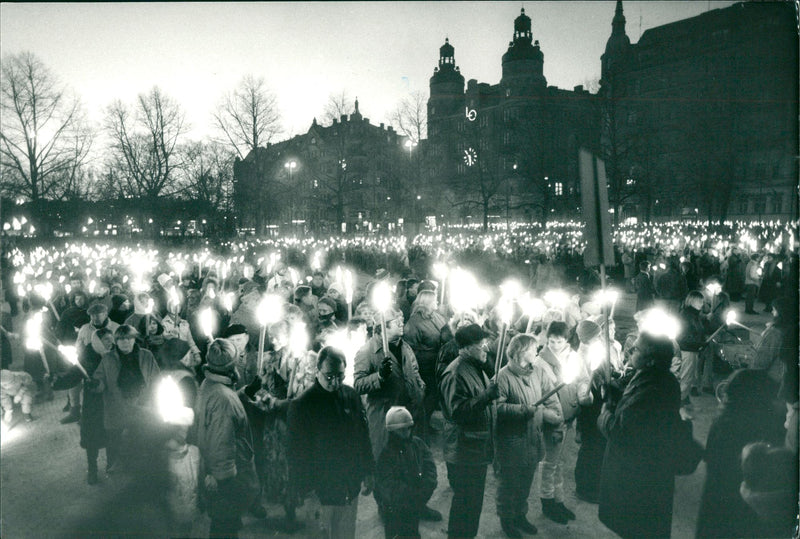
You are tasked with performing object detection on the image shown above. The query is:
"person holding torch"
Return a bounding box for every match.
[353,288,425,463]
[494,334,561,538]
[440,324,499,539]
[535,320,580,524]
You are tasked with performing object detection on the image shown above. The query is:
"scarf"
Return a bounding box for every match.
[117,346,146,400]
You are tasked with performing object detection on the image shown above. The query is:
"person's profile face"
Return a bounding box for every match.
[317,358,345,392]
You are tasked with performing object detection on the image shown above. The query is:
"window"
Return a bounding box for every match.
[753,196,766,215]
[771,195,783,213]
[626,178,635,186]
[627,110,638,125]
[738,198,749,214]
[504,131,511,145]
[554,182,563,196]
[480,115,488,128]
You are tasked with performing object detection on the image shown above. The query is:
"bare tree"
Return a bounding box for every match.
[105,86,187,200]
[213,75,282,159]
[390,90,428,143]
[322,90,352,124]
[180,140,234,213]
[0,52,92,216]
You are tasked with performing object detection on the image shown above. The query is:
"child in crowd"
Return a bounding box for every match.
[374,406,438,539]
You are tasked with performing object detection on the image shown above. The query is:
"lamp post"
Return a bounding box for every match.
[405,139,418,231]
[285,160,297,235]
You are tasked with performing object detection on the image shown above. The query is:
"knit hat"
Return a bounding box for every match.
[454,324,488,349]
[385,406,414,431]
[205,338,237,374]
[157,273,172,288]
[576,319,601,344]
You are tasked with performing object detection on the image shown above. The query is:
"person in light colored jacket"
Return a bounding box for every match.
[494,334,561,538]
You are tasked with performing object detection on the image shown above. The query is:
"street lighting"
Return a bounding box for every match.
[285,160,297,235]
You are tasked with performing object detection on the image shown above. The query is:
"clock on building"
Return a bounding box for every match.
[465,107,477,121]
[463,147,478,166]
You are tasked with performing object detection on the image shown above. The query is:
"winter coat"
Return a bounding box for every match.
[92,345,160,431]
[374,434,437,516]
[195,371,259,520]
[677,306,708,352]
[494,363,559,469]
[354,336,425,459]
[597,365,686,539]
[80,344,107,449]
[744,260,762,286]
[656,268,688,301]
[696,409,784,538]
[439,355,494,465]
[404,309,447,375]
[752,324,788,383]
[287,380,374,505]
[725,253,746,296]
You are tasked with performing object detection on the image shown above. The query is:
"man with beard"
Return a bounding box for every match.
[354,307,425,462]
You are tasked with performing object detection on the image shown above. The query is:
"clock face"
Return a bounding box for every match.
[465,107,477,121]
[463,148,477,167]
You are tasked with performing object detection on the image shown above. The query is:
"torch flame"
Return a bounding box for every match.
[372,281,393,313]
[725,310,737,326]
[24,311,44,351]
[257,294,284,327]
[58,345,79,366]
[199,308,215,339]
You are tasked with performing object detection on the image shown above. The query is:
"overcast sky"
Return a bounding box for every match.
[2,1,736,142]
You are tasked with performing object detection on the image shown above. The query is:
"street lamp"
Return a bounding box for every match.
[285,160,297,235]
[405,140,418,230]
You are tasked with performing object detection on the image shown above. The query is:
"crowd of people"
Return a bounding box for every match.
[1,225,798,538]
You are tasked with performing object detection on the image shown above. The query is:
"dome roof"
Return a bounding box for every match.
[440,38,454,58]
[514,8,531,33]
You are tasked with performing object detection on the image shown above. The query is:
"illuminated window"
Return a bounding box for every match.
[555,182,563,196]
[626,178,635,186]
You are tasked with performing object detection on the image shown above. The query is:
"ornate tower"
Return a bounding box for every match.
[428,38,465,123]
[601,1,631,83]
[501,8,546,94]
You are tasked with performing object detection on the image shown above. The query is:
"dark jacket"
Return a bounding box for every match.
[677,305,708,352]
[287,380,374,505]
[374,434,437,516]
[597,365,684,538]
[92,345,160,431]
[633,271,656,311]
[696,409,784,538]
[656,268,688,301]
[439,355,494,465]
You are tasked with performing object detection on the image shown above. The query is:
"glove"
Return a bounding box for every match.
[379,357,393,380]
[526,403,539,416]
[484,381,500,401]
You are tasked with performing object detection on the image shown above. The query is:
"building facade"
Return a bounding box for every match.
[233,100,413,235]
[426,9,599,227]
[600,1,798,222]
